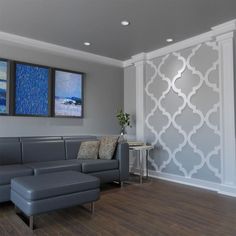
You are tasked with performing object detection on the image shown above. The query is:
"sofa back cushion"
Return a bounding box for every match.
[63,136,97,140]
[22,140,66,163]
[0,137,19,142]
[0,140,22,165]
[20,136,62,142]
[65,137,98,160]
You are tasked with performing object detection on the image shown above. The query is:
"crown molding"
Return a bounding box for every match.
[0,31,123,68]
[216,31,234,41]
[123,53,147,67]
[123,19,236,68]
[123,59,133,68]
[132,52,147,64]
[1,19,235,69]
[212,19,236,36]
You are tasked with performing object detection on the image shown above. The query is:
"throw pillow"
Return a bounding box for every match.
[77,141,100,159]
[99,136,118,160]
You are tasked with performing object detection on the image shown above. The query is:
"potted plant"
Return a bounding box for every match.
[116,109,131,141]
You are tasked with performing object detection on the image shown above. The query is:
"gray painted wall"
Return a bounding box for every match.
[124,66,136,137]
[0,42,123,137]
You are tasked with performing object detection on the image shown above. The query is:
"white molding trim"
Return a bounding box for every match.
[0,31,123,68]
[1,20,235,69]
[218,184,236,197]
[148,170,220,192]
[150,171,236,197]
[217,31,236,186]
[132,53,147,63]
[130,169,236,197]
[123,59,133,68]
[134,53,146,141]
[212,19,236,36]
[123,19,236,67]
[216,31,234,41]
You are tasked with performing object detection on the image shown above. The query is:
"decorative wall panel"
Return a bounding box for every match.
[14,63,50,116]
[144,42,222,183]
[0,60,9,114]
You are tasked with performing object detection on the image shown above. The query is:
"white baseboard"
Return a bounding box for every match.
[130,167,236,197]
[148,170,219,192]
[218,185,236,197]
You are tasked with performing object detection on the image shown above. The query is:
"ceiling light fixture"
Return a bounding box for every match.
[121,20,130,26]
[84,42,91,46]
[166,38,173,43]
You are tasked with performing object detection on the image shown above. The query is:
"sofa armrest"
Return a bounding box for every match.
[114,142,129,181]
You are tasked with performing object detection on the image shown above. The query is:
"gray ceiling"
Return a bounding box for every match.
[0,0,236,60]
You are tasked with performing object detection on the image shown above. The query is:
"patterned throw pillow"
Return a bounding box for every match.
[99,136,118,160]
[77,141,100,159]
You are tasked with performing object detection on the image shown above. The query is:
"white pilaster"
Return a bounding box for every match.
[217,32,236,186]
[132,53,146,141]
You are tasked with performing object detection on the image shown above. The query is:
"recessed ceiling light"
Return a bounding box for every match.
[84,42,91,46]
[121,20,130,26]
[166,38,173,43]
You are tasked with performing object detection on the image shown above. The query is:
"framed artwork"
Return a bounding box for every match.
[0,59,9,115]
[14,62,51,116]
[53,69,84,118]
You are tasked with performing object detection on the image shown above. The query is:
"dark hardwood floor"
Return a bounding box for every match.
[1,177,236,236]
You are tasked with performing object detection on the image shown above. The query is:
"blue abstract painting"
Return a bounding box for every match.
[54,70,83,117]
[0,60,8,114]
[15,63,49,116]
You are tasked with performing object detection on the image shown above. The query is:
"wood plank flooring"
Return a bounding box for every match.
[1,177,236,235]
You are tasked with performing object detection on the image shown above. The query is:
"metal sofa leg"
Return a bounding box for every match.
[91,202,95,214]
[15,205,20,214]
[120,181,124,188]
[29,216,34,230]
[15,205,35,230]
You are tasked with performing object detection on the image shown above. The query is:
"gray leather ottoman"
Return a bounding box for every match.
[11,171,100,229]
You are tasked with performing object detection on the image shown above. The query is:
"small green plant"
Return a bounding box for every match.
[116,109,131,134]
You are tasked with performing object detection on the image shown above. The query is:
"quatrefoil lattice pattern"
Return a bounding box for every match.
[145,42,222,183]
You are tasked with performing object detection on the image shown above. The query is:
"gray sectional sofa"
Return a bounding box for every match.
[0,136,129,203]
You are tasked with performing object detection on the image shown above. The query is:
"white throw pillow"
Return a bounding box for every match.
[99,136,118,160]
[77,141,100,159]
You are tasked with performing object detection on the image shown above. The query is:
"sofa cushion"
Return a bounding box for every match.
[0,165,33,185]
[0,141,22,165]
[24,159,82,175]
[77,141,100,160]
[99,136,118,160]
[80,159,119,173]
[11,171,100,201]
[0,137,19,142]
[21,140,66,163]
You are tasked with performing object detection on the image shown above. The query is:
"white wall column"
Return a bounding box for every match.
[132,53,146,142]
[217,32,236,186]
